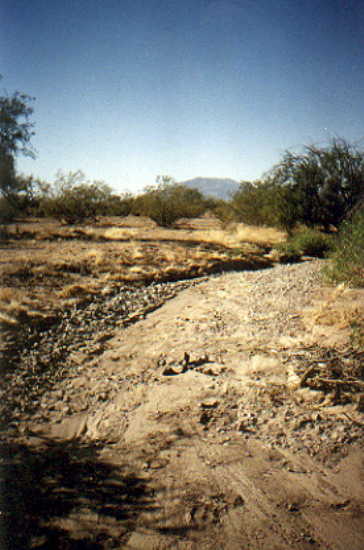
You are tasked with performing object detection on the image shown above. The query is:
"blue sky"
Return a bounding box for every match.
[2,0,364,194]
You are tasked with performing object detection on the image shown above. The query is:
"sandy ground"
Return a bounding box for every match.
[3,260,362,549]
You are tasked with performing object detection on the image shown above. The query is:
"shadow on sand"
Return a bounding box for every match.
[0,437,157,549]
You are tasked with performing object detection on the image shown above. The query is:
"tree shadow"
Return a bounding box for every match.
[0,437,158,549]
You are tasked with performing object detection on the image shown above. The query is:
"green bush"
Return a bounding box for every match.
[275,228,334,261]
[105,193,135,217]
[274,241,302,263]
[40,171,119,224]
[268,139,364,230]
[132,176,208,227]
[212,199,236,226]
[228,181,283,227]
[0,196,18,223]
[324,210,364,287]
[290,229,334,257]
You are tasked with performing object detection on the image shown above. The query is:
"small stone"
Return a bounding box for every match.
[200,363,225,376]
[162,366,180,376]
[200,399,219,409]
[200,411,211,426]
[237,421,255,433]
[233,495,245,507]
[287,502,300,512]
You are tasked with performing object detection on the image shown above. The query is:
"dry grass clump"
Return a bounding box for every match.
[302,284,364,348]
[0,217,277,320]
[0,287,20,304]
[0,286,50,325]
[0,287,24,324]
[233,223,286,245]
[102,227,139,240]
[194,223,286,249]
[57,283,99,299]
[83,248,107,267]
[304,284,360,328]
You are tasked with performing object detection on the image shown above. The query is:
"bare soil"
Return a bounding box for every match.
[1,219,363,549]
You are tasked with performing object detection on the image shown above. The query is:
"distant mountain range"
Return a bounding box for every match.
[180,177,241,200]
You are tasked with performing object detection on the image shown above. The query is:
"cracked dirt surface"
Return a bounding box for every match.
[2,260,364,549]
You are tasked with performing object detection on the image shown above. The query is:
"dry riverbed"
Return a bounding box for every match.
[1,258,364,549]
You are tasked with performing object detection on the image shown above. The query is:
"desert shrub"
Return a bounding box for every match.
[275,228,334,260]
[228,181,282,227]
[0,196,18,223]
[211,199,236,226]
[324,209,364,287]
[268,139,364,230]
[104,192,135,216]
[290,229,334,257]
[41,171,118,224]
[350,318,364,350]
[0,196,16,240]
[226,139,364,233]
[132,176,208,226]
[274,241,302,263]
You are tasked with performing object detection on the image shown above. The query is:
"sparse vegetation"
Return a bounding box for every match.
[226,180,282,227]
[215,139,364,234]
[267,138,364,231]
[275,228,334,260]
[0,196,18,224]
[350,318,364,351]
[0,79,36,228]
[324,209,364,288]
[39,171,125,224]
[132,176,209,226]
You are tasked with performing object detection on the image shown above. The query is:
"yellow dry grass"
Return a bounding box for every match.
[0,286,47,325]
[102,227,140,240]
[0,287,18,304]
[83,248,106,267]
[0,216,275,321]
[194,223,286,248]
[301,283,364,348]
[233,223,286,245]
[57,283,99,299]
[304,284,356,328]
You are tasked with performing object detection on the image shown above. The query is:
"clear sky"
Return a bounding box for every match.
[2,0,364,194]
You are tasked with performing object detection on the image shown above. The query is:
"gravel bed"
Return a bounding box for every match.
[2,259,363,460]
[0,277,205,429]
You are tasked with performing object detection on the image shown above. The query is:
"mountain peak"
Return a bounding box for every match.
[179,177,240,200]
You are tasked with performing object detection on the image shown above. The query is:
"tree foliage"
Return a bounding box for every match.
[268,139,364,230]
[0,90,35,160]
[222,140,364,232]
[132,176,208,226]
[40,171,118,224]
[0,80,35,218]
[325,209,364,287]
[228,181,282,227]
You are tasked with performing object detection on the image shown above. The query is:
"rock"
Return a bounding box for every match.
[199,363,225,376]
[233,495,245,507]
[200,411,212,426]
[162,365,182,376]
[200,398,219,409]
[148,458,169,470]
[237,420,256,433]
